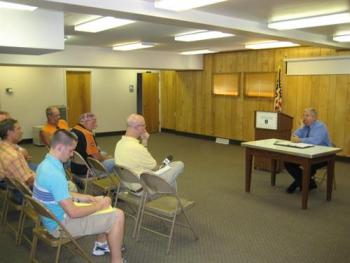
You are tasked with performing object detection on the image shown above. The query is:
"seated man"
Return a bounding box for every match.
[71,113,115,176]
[0,111,37,171]
[0,118,35,203]
[114,113,184,193]
[40,106,69,146]
[33,129,125,261]
[285,108,332,193]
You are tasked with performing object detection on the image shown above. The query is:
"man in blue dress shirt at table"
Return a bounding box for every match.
[285,108,332,193]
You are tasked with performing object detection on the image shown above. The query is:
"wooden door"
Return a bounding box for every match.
[140,72,159,133]
[66,71,91,127]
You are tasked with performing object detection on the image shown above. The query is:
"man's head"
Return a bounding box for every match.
[303,108,318,126]
[126,114,146,138]
[50,129,78,163]
[0,111,10,122]
[46,106,61,126]
[80,112,97,131]
[0,118,23,143]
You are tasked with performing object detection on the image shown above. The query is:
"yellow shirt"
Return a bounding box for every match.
[115,135,157,177]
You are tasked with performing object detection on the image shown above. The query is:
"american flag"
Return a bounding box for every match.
[274,68,282,112]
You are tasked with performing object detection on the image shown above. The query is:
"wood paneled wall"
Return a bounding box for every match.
[160,47,350,156]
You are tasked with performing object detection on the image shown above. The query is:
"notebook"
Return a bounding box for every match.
[274,140,314,149]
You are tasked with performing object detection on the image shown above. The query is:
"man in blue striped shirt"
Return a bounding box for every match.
[33,129,125,262]
[285,108,332,193]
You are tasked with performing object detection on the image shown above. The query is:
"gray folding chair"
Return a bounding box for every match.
[71,151,97,193]
[24,194,93,263]
[113,164,145,238]
[87,157,119,197]
[139,172,198,254]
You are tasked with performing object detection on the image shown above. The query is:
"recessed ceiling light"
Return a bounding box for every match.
[245,41,299,49]
[180,49,215,55]
[113,42,155,51]
[268,12,350,30]
[75,16,135,33]
[175,30,234,42]
[333,34,350,42]
[154,0,226,11]
[0,1,37,11]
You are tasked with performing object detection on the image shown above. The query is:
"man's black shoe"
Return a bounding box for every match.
[286,181,298,194]
[309,179,317,190]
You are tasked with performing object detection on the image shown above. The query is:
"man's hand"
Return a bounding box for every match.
[141,131,150,146]
[291,135,301,143]
[97,196,111,210]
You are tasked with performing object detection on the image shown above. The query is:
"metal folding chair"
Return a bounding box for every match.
[24,194,93,263]
[139,172,198,254]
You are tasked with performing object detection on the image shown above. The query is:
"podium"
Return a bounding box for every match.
[254,111,293,171]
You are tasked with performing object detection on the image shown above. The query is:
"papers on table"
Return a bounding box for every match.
[274,140,314,149]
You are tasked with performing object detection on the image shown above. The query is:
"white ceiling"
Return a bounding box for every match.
[6,0,350,53]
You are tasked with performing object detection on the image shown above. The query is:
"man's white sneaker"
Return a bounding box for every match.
[92,242,110,256]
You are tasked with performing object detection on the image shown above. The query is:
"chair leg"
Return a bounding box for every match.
[55,236,63,263]
[136,194,148,241]
[132,195,144,238]
[166,214,177,254]
[16,211,26,246]
[30,234,38,262]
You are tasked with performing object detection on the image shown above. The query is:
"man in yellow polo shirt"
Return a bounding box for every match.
[115,114,183,193]
[40,106,69,146]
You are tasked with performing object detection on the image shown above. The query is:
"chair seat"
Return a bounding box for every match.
[145,196,195,217]
[118,191,142,205]
[33,227,71,247]
[92,177,119,191]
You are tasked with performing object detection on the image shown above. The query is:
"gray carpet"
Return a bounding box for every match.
[1,132,350,263]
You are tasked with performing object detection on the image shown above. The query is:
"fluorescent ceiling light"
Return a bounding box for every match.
[333,34,350,42]
[180,49,215,55]
[155,0,226,11]
[0,1,37,11]
[75,16,135,33]
[245,41,299,50]
[175,30,234,42]
[113,42,155,51]
[268,12,350,30]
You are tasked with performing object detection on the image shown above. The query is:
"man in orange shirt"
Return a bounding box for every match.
[71,113,115,176]
[40,106,69,146]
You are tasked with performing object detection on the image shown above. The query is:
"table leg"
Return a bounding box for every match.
[326,157,335,201]
[301,161,311,209]
[245,149,253,192]
[271,159,277,186]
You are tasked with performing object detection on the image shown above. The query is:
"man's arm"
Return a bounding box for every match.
[60,195,111,218]
[40,130,50,146]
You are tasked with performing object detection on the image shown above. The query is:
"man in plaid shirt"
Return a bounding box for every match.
[0,119,35,202]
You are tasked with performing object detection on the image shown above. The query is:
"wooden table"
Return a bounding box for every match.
[241,139,342,209]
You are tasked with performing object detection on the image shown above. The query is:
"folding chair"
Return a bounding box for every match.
[139,172,198,254]
[24,194,93,263]
[70,151,97,193]
[0,178,7,224]
[10,177,38,247]
[113,165,145,238]
[1,177,23,234]
[87,157,119,198]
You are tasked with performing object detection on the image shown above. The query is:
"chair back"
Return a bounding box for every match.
[12,177,32,196]
[113,165,140,185]
[87,157,108,176]
[24,194,58,222]
[71,151,95,177]
[140,172,175,195]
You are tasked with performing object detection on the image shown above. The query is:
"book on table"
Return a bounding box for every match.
[274,140,314,149]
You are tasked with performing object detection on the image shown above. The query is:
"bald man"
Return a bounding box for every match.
[114,114,183,194]
[40,106,69,146]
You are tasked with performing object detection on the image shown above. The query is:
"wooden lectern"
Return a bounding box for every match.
[254,111,293,171]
